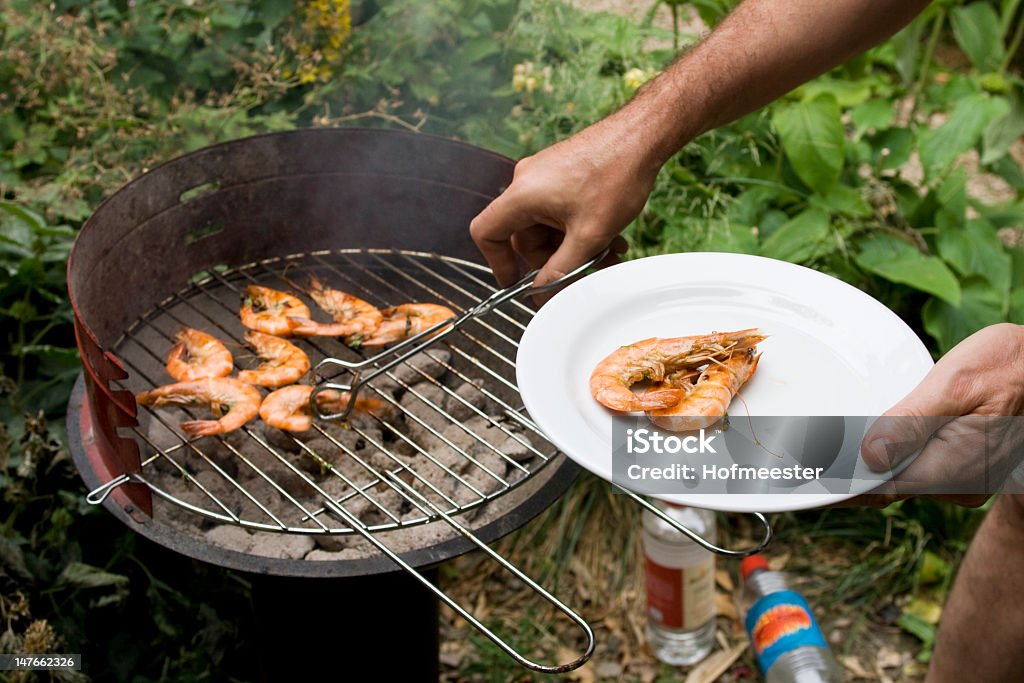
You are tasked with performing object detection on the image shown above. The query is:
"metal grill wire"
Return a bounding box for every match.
[114,249,561,535]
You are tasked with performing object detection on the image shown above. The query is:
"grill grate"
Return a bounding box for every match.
[112,249,559,535]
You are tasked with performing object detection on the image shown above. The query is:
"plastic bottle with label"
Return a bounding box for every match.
[740,554,844,683]
[642,501,716,665]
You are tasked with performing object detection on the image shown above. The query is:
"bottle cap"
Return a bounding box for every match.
[740,554,770,579]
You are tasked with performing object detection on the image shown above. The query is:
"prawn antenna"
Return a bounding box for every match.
[732,391,784,460]
[280,263,311,294]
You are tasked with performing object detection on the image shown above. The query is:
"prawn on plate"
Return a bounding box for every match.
[287,276,383,338]
[589,328,765,412]
[236,331,311,388]
[358,303,456,348]
[165,327,233,381]
[645,347,762,432]
[240,285,311,336]
[259,384,389,432]
[136,377,262,438]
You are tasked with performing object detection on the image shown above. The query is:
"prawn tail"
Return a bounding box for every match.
[181,420,221,438]
[592,383,683,412]
[285,316,322,336]
[638,389,686,411]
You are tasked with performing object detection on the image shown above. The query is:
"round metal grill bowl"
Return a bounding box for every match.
[67,129,580,579]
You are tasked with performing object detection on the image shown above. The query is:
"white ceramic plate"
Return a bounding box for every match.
[516,253,934,512]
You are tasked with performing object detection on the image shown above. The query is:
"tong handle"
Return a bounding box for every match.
[86,473,137,505]
[621,488,774,557]
[311,248,608,420]
[316,473,595,673]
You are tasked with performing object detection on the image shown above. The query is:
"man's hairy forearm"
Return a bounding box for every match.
[605,0,931,173]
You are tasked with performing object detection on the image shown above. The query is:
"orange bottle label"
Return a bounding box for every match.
[743,590,828,671]
[644,555,714,629]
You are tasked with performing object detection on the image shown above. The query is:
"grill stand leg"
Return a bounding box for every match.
[250,567,440,681]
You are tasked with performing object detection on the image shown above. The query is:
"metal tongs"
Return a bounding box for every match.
[309,249,608,420]
[310,249,774,559]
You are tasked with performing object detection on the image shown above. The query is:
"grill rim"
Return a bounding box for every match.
[65,127,522,518]
[64,128,589,576]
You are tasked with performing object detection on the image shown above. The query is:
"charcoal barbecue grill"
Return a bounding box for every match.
[66,128,771,678]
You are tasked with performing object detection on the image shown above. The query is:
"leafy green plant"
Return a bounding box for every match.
[317,0,526,146]
[0,0,304,212]
[0,202,77,423]
[0,412,257,682]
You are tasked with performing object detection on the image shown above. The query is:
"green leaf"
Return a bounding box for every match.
[460,36,501,64]
[869,127,915,171]
[0,538,30,581]
[1000,0,1023,36]
[409,80,441,103]
[899,612,937,646]
[59,562,130,590]
[936,167,969,221]
[761,208,830,263]
[917,550,951,586]
[772,95,845,195]
[209,7,245,29]
[850,98,894,137]
[919,93,1011,177]
[797,77,872,107]
[126,65,168,89]
[0,114,26,149]
[6,299,38,322]
[936,218,1011,293]
[854,233,961,305]
[727,186,780,226]
[923,276,1005,352]
[701,221,759,254]
[951,3,1005,72]
[891,17,925,85]
[1011,247,1024,289]
[810,185,871,218]
[0,201,46,231]
[990,155,1024,190]
[1009,287,1024,324]
[982,93,1024,165]
[18,345,81,375]
[255,0,295,28]
[759,210,791,238]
